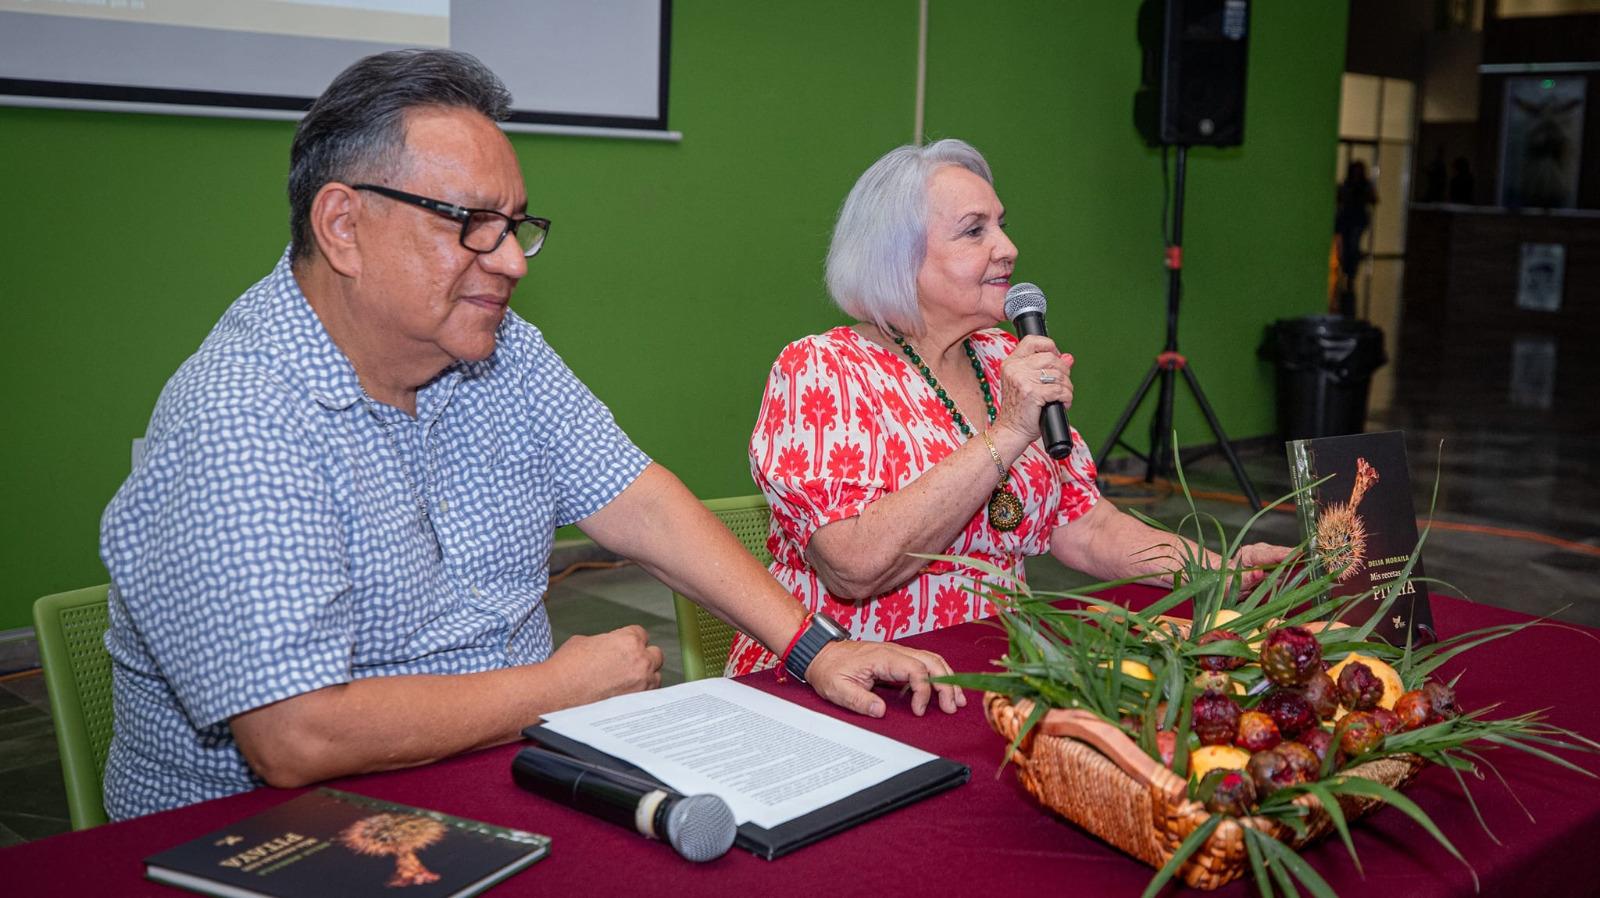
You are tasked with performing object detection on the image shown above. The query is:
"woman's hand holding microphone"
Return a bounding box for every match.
[989,335,1075,462]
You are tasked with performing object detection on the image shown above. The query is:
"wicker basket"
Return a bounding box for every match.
[985,693,1424,891]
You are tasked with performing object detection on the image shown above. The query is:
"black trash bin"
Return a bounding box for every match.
[1259,316,1386,440]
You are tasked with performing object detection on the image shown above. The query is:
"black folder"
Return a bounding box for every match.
[519,723,969,860]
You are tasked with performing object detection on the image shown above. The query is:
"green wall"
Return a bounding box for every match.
[0,1,1346,631]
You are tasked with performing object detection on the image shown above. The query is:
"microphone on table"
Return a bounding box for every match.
[511,746,737,862]
[1003,282,1074,459]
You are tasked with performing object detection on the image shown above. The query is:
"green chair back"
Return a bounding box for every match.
[673,495,772,680]
[32,584,114,830]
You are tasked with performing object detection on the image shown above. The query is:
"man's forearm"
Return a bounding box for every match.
[230,661,579,788]
[580,464,807,655]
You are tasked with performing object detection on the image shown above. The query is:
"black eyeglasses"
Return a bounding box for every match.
[353,184,550,257]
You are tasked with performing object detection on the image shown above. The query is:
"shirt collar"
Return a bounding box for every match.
[255,247,494,413]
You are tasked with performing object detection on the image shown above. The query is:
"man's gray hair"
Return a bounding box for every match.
[824,139,994,335]
[288,49,513,261]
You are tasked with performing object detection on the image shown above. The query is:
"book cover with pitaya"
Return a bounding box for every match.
[144,788,549,898]
[1286,430,1437,646]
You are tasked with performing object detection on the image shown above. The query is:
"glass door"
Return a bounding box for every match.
[1338,73,1416,411]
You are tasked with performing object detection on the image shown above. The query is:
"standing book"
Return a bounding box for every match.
[144,788,549,898]
[1286,429,1437,645]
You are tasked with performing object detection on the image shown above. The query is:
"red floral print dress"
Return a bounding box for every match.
[726,326,1101,676]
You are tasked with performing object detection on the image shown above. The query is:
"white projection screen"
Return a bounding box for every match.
[0,0,673,137]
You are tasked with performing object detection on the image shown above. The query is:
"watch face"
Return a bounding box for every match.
[813,611,849,640]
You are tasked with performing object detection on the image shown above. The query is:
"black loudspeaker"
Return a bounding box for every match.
[1134,0,1250,147]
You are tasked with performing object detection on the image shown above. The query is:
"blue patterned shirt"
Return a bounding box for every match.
[99,250,650,819]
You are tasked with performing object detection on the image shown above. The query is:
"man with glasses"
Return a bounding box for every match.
[99,49,963,820]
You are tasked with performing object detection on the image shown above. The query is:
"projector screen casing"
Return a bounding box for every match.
[0,0,672,134]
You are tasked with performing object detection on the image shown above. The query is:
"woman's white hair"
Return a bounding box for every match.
[824,138,994,335]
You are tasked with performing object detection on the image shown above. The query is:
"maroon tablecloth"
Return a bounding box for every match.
[5,590,1599,897]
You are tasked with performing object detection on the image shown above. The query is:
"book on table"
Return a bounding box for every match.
[144,788,549,898]
[520,677,970,860]
[1286,429,1437,645]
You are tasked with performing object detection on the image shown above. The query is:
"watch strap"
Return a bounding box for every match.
[782,611,847,684]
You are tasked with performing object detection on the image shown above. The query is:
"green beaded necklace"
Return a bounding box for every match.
[892,332,1024,531]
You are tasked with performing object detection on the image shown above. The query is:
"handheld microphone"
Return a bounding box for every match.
[511,746,737,862]
[1003,282,1073,459]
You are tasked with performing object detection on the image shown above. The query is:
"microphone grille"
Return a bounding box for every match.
[1004,282,1047,319]
[664,794,738,862]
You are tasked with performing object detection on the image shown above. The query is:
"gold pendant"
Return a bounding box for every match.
[987,486,1024,531]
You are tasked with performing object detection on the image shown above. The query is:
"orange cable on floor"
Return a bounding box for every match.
[1104,473,1600,559]
[547,558,634,587]
[1411,520,1600,558]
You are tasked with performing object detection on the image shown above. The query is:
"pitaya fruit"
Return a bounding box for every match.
[1259,626,1322,686]
[1393,690,1431,730]
[1296,671,1340,720]
[1198,768,1258,816]
[1235,711,1282,753]
[1195,630,1248,672]
[1337,661,1384,711]
[1276,740,1321,782]
[1299,728,1337,769]
[1247,747,1304,796]
[1192,692,1242,746]
[1336,711,1385,756]
[1259,689,1318,739]
[1192,670,1234,695]
[1370,707,1402,735]
[1421,681,1461,723]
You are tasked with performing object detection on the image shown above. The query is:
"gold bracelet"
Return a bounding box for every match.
[979,430,1008,483]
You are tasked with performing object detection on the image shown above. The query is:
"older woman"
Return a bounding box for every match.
[727,140,1286,676]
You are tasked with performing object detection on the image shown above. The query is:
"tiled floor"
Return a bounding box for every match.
[3,317,1597,844]
[0,672,67,846]
[545,562,685,686]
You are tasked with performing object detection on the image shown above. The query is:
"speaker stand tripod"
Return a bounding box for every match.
[1095,145,1263,511]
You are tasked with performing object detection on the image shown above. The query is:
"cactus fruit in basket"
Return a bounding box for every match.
[1297,671,1341,720]
[1421,681,1461,723]
[1393,690,1432,730]
[1370,707,1403,735]
[1197,768,1257,817]
[1328,654,1405,710]
[1235,711,1282,753]
[1195,629,1248,671]
[940,459,1600,897]
[1336,711,1386,756]
[1276,740,1323,783]
[1259,626,1322,686]
[1259,690,1319,740]
[1193,669,1236,695]
[1300,727,1337,766]
[1247,747,1307,795]
[1192,693,1242,746]
[1337,661,1385,711]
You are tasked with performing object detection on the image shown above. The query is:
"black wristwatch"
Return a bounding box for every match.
[782,611,849,683]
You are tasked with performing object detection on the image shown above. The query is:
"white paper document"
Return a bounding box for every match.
[539,678,937,829]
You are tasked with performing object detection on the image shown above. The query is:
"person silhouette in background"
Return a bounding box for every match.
[1422,149,1447,203]
[1449,157,1475,205]
[1334,160,1377,318]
